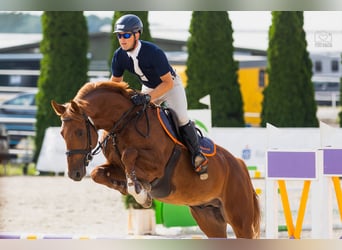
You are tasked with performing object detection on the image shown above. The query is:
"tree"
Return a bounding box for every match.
[35,11,89,161]
[186,11,244,127]
[261,11,318,127]
[0,13,42,33]
[109,11,153,90]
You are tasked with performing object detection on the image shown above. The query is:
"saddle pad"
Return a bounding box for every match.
[199,136,216,157]
[157,107,216,156]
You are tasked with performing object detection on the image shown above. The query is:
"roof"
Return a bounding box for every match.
[0,53,42,60]
[0,33,42,51]
[0,32,267,55]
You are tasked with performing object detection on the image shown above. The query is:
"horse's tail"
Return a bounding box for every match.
[237,158,261,238]
[252,187,261,238]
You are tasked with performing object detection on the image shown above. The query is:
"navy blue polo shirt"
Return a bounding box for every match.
[111,40,175,89]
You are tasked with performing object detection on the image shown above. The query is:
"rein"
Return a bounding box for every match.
[97,102,151,159]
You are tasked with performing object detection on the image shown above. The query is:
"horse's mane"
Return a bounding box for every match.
[74,81,135,101]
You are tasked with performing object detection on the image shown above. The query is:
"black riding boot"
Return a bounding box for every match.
[179,121,208,180]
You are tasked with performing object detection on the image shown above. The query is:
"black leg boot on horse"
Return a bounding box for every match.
[179,121,208,180]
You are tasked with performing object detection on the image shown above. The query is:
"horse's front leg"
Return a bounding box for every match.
[90,163,127,195]
[121,148,152,208]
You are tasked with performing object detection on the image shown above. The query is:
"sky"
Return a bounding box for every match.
[83,11,342,32]
[3,11,342,52]
[88,11,342,53]
[9,11,342,32]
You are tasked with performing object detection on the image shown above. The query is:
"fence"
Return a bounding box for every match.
[0,116,35,164]
[265,122,342,239]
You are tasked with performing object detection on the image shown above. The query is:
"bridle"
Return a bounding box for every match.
[62,101,151,168]
[63,114,98,167]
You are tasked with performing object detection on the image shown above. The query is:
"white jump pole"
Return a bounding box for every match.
[311,148,333,238]
[265,124,320,239]
[265,177,278,238]
[313,121,342,238]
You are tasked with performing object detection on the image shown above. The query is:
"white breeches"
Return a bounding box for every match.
[141,74,190,126]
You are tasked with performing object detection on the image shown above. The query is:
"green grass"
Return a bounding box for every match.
[0,163,38,176]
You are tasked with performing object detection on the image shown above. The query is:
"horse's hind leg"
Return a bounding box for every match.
[225,159,260,239]
[227,210,255,239]
[190,205,227,238]
[222,187,259,238]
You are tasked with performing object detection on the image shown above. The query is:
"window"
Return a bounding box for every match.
[9,75,21,85]
[4,93,36,106]
[258,69,265,87]
[331,60,339,72]
[314,61,322,72]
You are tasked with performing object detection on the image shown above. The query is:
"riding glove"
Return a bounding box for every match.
[131,93,151,106]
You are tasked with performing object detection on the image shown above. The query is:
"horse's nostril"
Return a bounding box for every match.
[75,171,81,179]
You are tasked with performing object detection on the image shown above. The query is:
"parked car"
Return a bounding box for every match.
[0,92,37,148]
[0,92,37,117]
[313,75,340,106]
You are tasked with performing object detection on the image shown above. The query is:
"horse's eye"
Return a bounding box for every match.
[75,129,84,137]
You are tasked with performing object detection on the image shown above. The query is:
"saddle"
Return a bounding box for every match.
[150,107,216,198]
[157,107,216,156]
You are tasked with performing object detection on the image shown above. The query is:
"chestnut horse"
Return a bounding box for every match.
[51,81,260,238]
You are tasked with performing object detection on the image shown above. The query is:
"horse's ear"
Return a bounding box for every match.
[70,100,81,113]
[51,100,66,116]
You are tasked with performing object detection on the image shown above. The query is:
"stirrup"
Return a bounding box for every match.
[194,154,209,180]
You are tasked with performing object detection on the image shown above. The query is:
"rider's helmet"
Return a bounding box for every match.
[114,14,143,34]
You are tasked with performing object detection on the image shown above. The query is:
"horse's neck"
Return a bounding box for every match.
[85,92,132,131]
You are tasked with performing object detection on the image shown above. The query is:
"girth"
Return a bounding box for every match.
[150,144,182,198]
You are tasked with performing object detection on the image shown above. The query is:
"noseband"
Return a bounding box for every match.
[63,114,98,167]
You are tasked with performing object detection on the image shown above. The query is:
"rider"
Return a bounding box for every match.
[110,14,208,180]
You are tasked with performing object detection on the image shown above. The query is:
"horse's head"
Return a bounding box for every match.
[51,100,98,181]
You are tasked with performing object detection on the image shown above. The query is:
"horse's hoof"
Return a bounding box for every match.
[141,194,153,208]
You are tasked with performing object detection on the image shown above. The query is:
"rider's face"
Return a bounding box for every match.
[117,32,138,51]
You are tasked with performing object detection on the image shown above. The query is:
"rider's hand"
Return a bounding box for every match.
[130,93,151,106]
